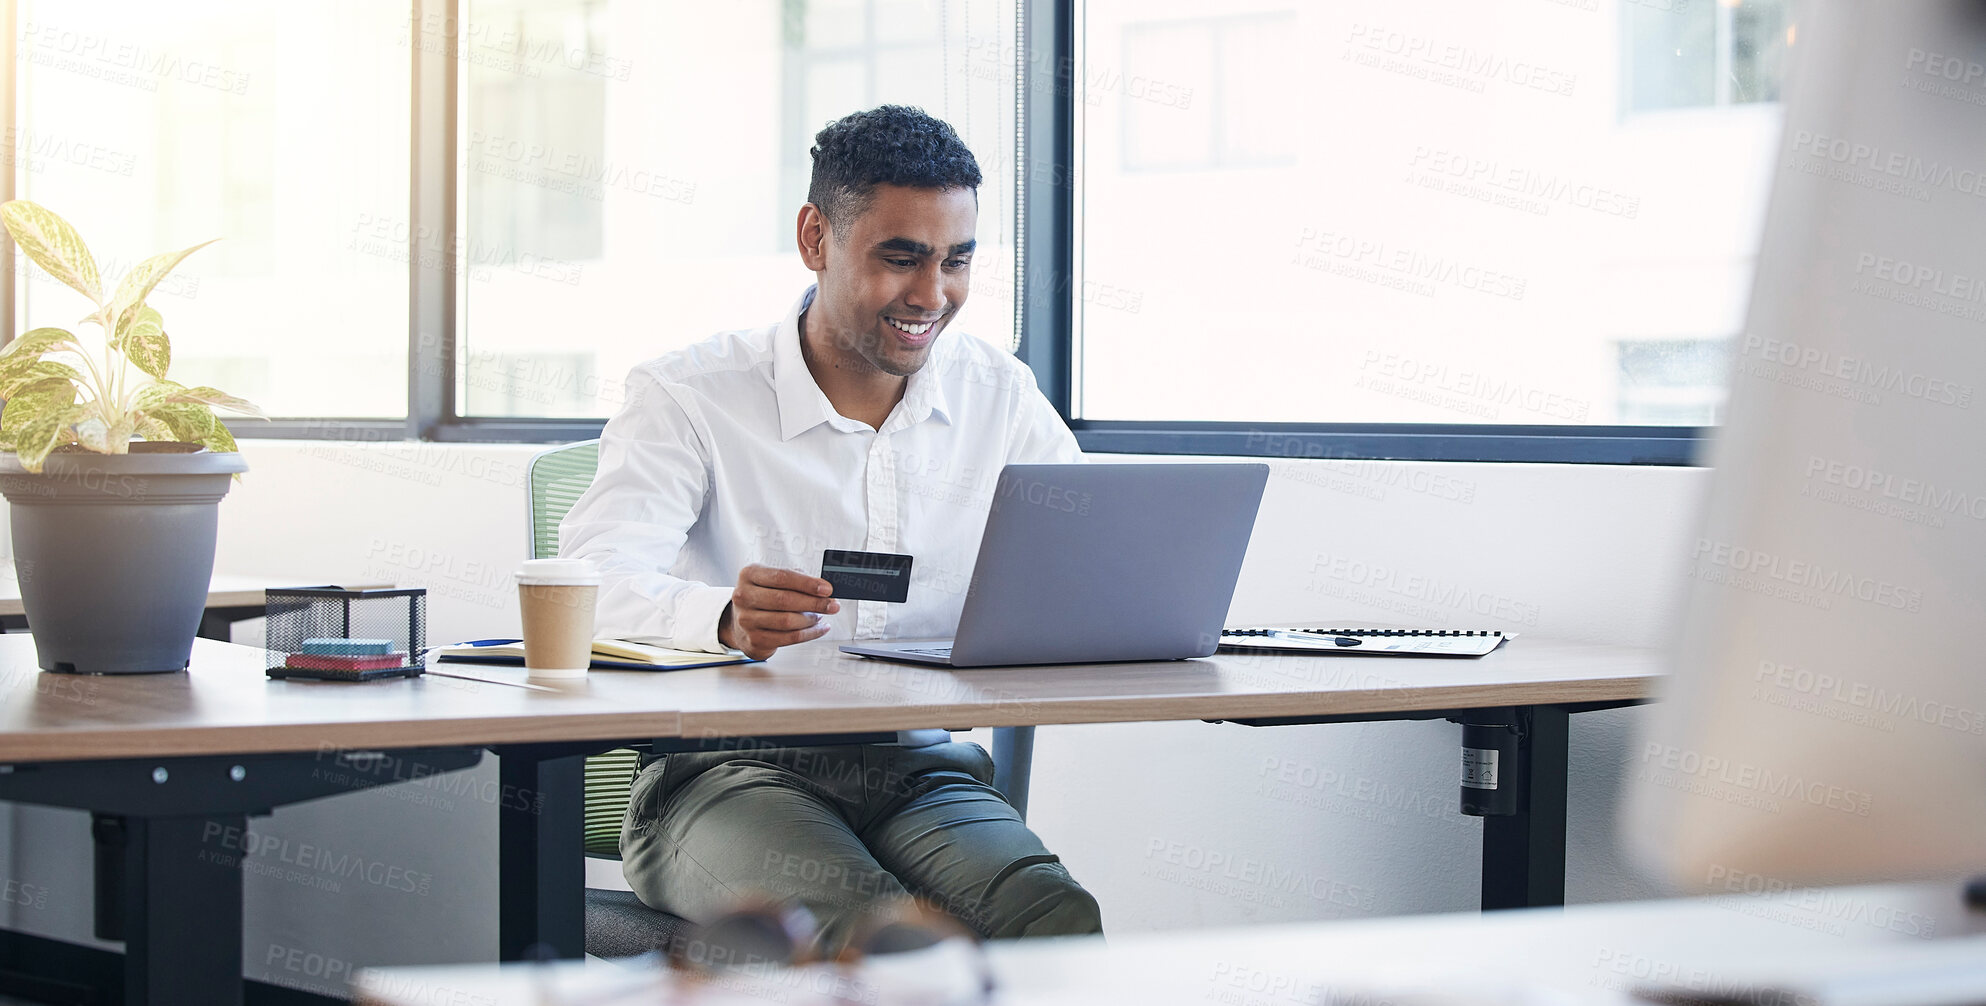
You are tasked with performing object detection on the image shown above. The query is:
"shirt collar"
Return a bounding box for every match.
[898,344,954,431]
[773,285,954,440]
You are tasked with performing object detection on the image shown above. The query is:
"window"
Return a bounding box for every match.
[9,2,1787,462]
[464,0,609,264]
[1622,0,1791,112]
[12,0,411,419]
[1614,338,1728,425]
[454,0,1020,419]
[1066,0,1790,458]
[1119,14,1297,173]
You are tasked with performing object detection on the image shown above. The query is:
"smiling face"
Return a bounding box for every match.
[798,183,977,378]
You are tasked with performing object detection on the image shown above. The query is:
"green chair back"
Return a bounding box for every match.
[527,440,641,858]
[529,440,600,563]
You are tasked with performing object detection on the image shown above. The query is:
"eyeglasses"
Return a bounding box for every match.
[663,898,996,1006]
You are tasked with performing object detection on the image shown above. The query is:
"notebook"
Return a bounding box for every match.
[1219,627,1512,658]
[434,638,753,671]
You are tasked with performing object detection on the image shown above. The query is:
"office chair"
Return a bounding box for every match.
[526,439,688,957]
[525,440,1037,958]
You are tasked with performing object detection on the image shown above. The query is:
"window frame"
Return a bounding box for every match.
[2,0,1711,463]
[1031,0,1706,466]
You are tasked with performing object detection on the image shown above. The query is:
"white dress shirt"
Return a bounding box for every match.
[560,286,1083,653]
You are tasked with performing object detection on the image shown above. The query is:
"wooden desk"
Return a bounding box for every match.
[0,571,274,617]
[0,571,389,641]
[488,634,1657,960]
[0,636,685,1006]
[0,634,1659,1005]
[0,637,681,762]
[351,880,1986,1006]
[0,635,1653,761]
[655,633,1653,735]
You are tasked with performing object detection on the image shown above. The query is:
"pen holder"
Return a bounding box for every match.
[265,588,427,681]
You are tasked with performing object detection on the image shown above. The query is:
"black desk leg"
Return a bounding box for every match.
[1480,705,1569,910]
[197,611,234,642]
[496,747,586,961]
[196,605,268,643]
[123,813,247,1006]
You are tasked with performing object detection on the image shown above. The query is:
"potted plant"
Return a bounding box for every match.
[0,200,263,673]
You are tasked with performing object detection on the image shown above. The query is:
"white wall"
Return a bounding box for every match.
[0,439,1706,996]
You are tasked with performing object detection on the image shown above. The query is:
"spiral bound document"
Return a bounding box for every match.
[1219,627,1512,658]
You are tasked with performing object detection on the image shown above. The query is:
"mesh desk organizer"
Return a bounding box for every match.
[264,588,427,681]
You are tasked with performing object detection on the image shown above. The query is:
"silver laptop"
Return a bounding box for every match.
[840,463,1268,667]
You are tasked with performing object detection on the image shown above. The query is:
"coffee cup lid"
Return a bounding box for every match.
[516,558,602,586]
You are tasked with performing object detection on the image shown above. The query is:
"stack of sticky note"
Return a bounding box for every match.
[284,638,409,672]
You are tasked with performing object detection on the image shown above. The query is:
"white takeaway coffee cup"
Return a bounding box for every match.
[515,559,600,679]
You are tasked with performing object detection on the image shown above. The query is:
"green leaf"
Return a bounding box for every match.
[0,201,101,304]
[201,417,238,454]
[1,327,80,363]
[112,304,162,349]
[0,330,74,386]
[12,404,87,473]
[0,360,82,399]
[1,378,78,435]
[130,379,185,414]
[105,239,216,336]
[150,401,215,444]
[122,323,170,380]
[134,416,173,442]
[170,385,265,419]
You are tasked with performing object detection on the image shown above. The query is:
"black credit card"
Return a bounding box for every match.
[821,549,913,603]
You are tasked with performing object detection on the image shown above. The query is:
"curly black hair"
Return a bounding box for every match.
[808,105,982,234]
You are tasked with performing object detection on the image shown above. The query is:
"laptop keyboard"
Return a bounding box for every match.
[900,646,954,658]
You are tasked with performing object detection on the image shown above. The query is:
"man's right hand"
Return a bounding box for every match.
[717,564,840,660]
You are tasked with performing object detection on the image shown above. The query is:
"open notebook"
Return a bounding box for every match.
[1219,627,1511,658]
[435,638,752,671]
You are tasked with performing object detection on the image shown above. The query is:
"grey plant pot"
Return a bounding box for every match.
[0,447,247,673]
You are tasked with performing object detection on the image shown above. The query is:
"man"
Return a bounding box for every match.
[560,105,1101,948]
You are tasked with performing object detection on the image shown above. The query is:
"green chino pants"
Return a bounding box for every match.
[620,740,1102,951]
